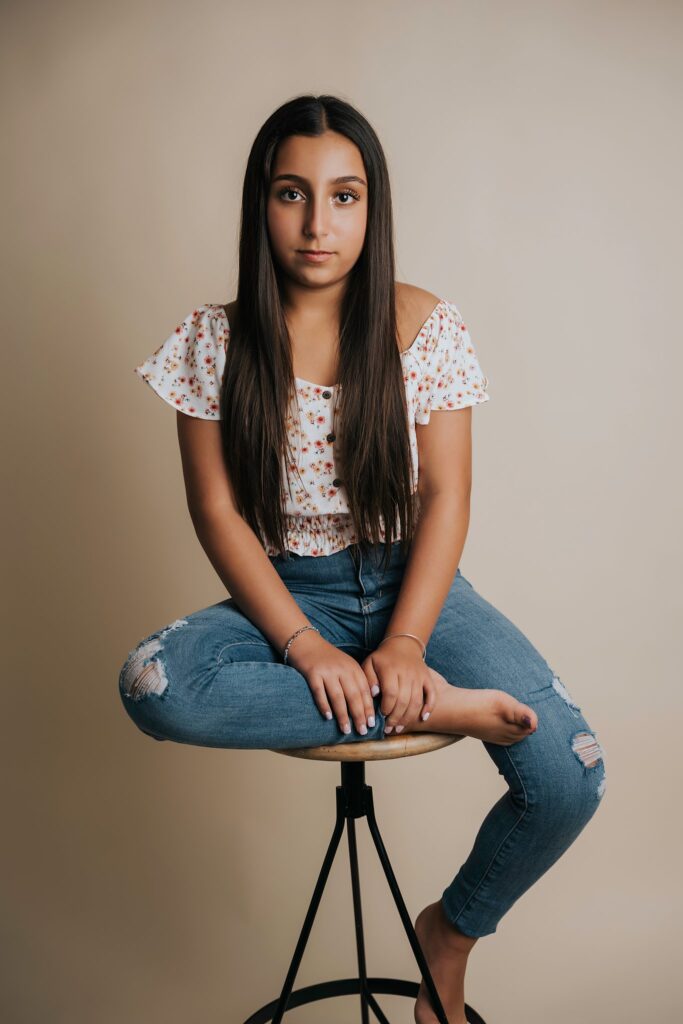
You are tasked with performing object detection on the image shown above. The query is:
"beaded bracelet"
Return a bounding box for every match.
[283,624,320,665]
[378,632,427,661]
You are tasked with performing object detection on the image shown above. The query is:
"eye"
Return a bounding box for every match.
[278,186,304,202]
[335,188,361,205]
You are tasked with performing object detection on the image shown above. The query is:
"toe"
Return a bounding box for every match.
[518,705,537,730]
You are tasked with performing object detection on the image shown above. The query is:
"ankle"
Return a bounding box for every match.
[435,901,478,952]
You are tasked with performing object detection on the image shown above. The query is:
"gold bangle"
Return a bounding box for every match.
[378,632,426,661]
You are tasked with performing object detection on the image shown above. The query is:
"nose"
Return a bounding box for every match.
[303,194,330,241]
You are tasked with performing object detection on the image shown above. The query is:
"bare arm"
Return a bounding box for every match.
[379,406,474,658]
[175,412,317,661]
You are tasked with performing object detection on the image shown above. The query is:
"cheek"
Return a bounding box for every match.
[266,203,293,248]
[338,210,367,255]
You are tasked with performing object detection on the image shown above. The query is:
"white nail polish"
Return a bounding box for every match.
[343,723,351,734]
[385,725,393,734]
[359,724,367,735]
[325,711,333,720]
[395,725,404,734]
[421,711,430,721]
[371,684,380,696]
[368,716,375,727]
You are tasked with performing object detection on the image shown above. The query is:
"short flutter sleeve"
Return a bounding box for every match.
[413,300,490,425]
[133,304,226,419]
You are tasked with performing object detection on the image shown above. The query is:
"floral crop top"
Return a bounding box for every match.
[134,298,490,557]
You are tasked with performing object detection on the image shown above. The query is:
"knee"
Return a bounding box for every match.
[119,636,168,703]
[118,618,189,704]
[545,670,607,805]
[532,727,607,823]
[569,728,607,805]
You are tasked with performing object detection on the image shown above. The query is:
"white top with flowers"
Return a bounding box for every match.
[134,299,490,556]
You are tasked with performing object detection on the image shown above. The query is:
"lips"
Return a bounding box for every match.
[297,250,335,263]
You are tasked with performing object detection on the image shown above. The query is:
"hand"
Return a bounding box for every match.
[286,631,378,736]
[361,637,438,733]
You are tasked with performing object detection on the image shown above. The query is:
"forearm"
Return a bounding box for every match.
[190,506,314,656]
[382,493,470,655]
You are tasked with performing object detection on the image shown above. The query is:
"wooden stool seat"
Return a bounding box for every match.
[275,730,463,762]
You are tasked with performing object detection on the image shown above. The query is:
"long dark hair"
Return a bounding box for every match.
[220,94,418,572]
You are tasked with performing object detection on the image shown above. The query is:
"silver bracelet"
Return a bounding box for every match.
[378,632,427,661]
[283,624,320,664]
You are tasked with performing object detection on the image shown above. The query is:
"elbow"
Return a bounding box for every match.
[418,479,472,508]
[188,499,243,533]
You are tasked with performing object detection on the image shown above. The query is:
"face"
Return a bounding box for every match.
[266,131,368,289]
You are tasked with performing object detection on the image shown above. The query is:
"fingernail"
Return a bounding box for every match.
[385,725,393,734]
[343,723,351,734]
[367,716,375,727]
[395,725,404,734]
[359,724,367,735]
[325,711,333,720]
[522,714,531,727]
[371,684,380,696]
[421,711,430,721]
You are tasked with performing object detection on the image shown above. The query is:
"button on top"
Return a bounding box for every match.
[326,432,336,442]
[332,477,343,487]
[322,390,332,399]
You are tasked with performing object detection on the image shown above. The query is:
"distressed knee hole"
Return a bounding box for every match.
[571,730,604,770]
[120,618,187,702]
[551,672,581,712]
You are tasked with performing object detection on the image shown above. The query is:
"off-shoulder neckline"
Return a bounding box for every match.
[212,299,447,390]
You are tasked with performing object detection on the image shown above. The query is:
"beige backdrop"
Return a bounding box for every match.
[3,0,681,1021]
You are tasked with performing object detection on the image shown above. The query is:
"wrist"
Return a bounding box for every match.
[379,633,426,659]
[283,627,325,665]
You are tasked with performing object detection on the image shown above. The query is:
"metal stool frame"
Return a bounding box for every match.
[243,759,487,1023]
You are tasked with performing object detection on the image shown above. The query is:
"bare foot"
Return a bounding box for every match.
[395,667,539,744]
[413,899,477,1023]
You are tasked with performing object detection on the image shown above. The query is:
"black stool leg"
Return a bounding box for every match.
[362,772,451,1024]
[268,786,347,1022]
[347,814,370,1023]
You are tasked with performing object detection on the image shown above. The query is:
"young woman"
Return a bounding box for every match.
[119,94,606,1024]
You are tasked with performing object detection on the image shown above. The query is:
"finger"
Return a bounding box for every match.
[420,676,436,722]
[325,680,352,735]
[395,682,424,731]
[378,674,399,719]
[382,694,399,732]
[363,662,381,699]
[309,674,334,721]
[343,678,371,734]
[385,678,412,729]
[356,672,377,726]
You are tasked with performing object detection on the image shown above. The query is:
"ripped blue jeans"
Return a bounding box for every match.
[117,540,606,938]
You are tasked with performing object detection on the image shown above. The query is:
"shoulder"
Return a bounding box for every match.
[395,281,442,315]
[132,302,229,419]
[160,302,229,346]
[395,282,445,352]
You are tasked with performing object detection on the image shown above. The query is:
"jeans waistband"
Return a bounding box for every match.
[270,539,409,590]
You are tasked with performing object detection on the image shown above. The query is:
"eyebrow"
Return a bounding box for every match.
[272,173,367,187]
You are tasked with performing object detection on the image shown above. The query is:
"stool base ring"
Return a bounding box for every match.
[243,976,486,1023]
